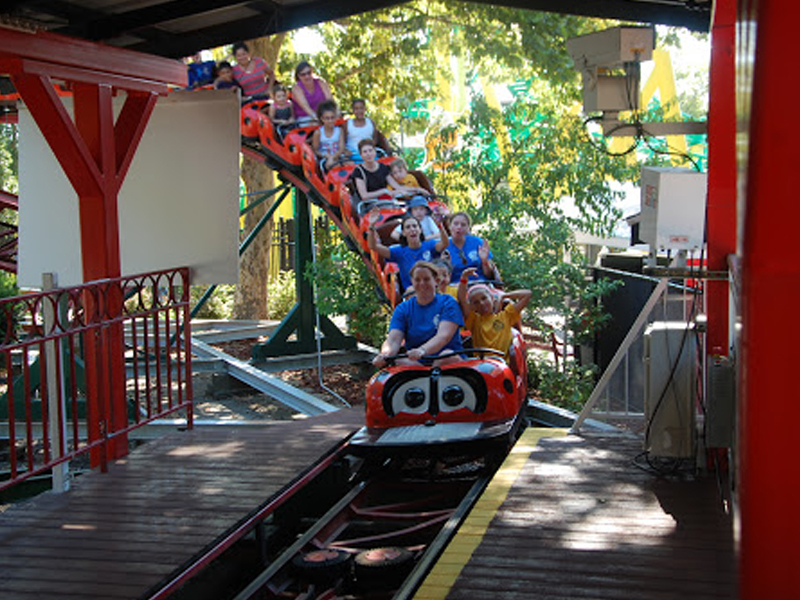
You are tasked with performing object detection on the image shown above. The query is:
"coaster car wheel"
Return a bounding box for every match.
[292,548,352,584]
[354,547,414,588]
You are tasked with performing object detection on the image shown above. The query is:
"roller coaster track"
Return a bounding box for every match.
[0,189,18,274]
[240,101,424,309]
[152,440,497,600]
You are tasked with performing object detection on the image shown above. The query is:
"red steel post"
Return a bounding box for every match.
[705,0,736,358]
[1,28,185,460]
[739,0,800,597]
[73,81,129,459]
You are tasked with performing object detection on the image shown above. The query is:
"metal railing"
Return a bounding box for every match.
[571,270,700,433]
[0,267,193,492]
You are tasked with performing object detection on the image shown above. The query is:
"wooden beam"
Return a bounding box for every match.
[0,26,187,86]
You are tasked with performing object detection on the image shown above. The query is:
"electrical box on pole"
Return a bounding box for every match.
[639,166,707,252]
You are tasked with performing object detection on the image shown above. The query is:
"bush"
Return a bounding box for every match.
[0,271,20,343]
[190,285,235,320]
[267,270,296,320]
[308,236,390,347]
[529,357,598,413]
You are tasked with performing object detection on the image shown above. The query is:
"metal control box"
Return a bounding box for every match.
[706,355,736,447]
[644,321,697,458]
[639,166,707,251]
[567,26,654,69]
[579,72,639,112]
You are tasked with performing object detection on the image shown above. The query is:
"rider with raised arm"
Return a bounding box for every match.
[445,211,499,283]
[457,267,531,358]
[367,212,448,295]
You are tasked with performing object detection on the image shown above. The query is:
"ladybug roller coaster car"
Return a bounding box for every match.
[350,332,528,451]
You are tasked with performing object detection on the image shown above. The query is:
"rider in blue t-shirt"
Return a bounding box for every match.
[373,261,464,368]
[389,241,438,291]
[446,211,499,283]
[367,212,448,294]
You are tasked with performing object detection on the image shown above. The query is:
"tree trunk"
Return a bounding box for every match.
[232,34,286,321]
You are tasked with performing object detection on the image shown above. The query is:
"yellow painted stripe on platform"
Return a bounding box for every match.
[412,427,568,600]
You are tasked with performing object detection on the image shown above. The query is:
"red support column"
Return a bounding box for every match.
[114,91,159,184]
[73,82,120,280]
[1,28,186,461]
[739,0,800,597]
[705,0,736,358]
[73,81,129,459]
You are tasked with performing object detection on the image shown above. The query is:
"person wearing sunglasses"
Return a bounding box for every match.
[445,211,499,284]
[292,61,333,125]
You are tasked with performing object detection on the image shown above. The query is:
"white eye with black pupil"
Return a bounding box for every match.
[437,375,478,412]
[390,377,430,415]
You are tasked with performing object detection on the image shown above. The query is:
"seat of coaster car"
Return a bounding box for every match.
[408,169,435,195]
[356,197,406,218]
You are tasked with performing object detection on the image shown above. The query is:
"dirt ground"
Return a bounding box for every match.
[192,339,373,422]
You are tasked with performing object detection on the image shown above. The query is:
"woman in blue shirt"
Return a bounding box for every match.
[446,211,499,283]
[373,261,464,368]
[367,212,448,294]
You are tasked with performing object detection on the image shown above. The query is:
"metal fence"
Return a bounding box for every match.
[269,215,332,277]
[572,270,701,433]
[0,267,192,493]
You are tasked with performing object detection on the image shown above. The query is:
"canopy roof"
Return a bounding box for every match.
[2,0,710,59]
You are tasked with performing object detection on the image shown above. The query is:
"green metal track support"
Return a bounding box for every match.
[252,190,356,360]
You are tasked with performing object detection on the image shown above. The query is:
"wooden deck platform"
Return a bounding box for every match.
[416,429,737,600]
[0,408,365,600]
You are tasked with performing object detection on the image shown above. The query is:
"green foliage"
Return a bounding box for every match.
[0,271,21,343]
[279,1,605,137]
[281,7,436,136]
[0,271,18,298]
[448,93,638,225]
[530,359,598,413]
[0,123,18,194]
[267,271,296,320]
[439,2,600,85]
[190,285,235,320]
[309,235,390,347]
[434,90,636,409]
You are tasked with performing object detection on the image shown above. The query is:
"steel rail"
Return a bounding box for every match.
[393,472,492,600]
[230,480,369,600]
[190,338,339,415]
[227,466,493,600]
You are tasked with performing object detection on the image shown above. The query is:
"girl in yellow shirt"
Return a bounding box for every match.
[457,267,532,357]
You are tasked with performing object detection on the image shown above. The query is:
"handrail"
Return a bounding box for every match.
[570,278,668,433]
[591,264,700,292]
[0,267,192,493]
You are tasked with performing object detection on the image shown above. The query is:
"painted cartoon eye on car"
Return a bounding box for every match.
[382,367,488,417]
